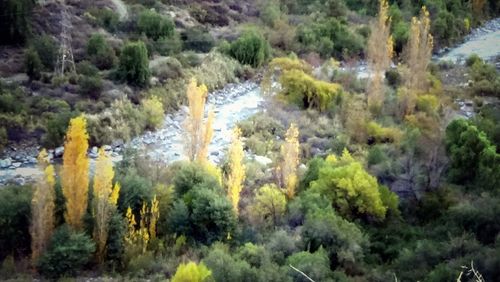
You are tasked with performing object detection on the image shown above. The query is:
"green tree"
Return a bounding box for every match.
[137,10,175,41]
[37,226,96,278]
[286,248,333,282]
[24,47,42,81]
[86,34,117,70]
[309,150,395,220]
[250,184,287,226]
[228,31,270,67]
[118,41,150,86]
[302,206,368,265]
[32,35,57,70]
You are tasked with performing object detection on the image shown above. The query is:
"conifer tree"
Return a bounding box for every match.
[61,116,90,230]
[367,0,394,113]
[279,123,300,199]
[226,127,245,214]
[30,149,56,263]
[92,148,120,263]
[184,78,214,162]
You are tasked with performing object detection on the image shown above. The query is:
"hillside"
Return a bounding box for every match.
[0,0,499,281]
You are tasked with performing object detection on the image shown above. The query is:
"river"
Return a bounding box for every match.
[1,18,499,185]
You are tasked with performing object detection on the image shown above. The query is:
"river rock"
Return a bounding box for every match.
[254,155,272,166]
[112,139,124,148]
[104,145,112,151]
[54,146,64,158]
[12,162,22,168]
[13,177,26,186]
[0,158,12,169]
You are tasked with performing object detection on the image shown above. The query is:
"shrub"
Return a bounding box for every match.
[137,10,175,40]
[466,54,482,67]
[250,184,287,227]
[228,31,270,67]
[43,111,75,148]
[202,245,259,282]
[78,75,103,99]
[118,41,150,86]
[32,35,57,70]
[77,60,99,77]
[280,69,342,111]
[286,248,333,282]
[187,52,241,91]
[150,57,184,81]
[24,47,42,80]
[302,205,368,265]
[37,226,95,278]
[181,27,215,53]
[309,150,398,220]
[88,8,119,32]
[0,127,7,151]
[385,68,401,87]
[416,94,439,114]
[141,96,164,130]
[366,121,403,144]
[154,34,182,56]
[0,185,32,261]
[117,171,153,214]
[172,261,212,282]
[86,34,117,70]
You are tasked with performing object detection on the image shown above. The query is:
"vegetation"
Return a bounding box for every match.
[0,0,499,281]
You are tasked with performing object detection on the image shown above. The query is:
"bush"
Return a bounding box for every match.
[150,57,184,81]
[181,27,215,53]
[43,111,75,148]
[117,171,153,214]
[118,41,150,86]
[366,121,403,144]
[416,94,440,114]
[32,35,57,70]
[88,8,119,32]
[0,127,7,151]
[86,34,117,70]
[141,96,164,130]
[228,31,270,67]
[77,60,99,77]
[280,69,343,111]
[0,185,32,261]
[202,245,258,282]
[24,47,42,80]
[154,34,182,56]
[137,10,175,40]
[78,75,103,99]
[172,261,212,282]
[385,68,401,87]
[286,248,333,282]
[302,205,368,265]
[37,226,95,278]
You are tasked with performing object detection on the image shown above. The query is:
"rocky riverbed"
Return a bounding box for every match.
[438,18,500,63]
[0,81,263,185]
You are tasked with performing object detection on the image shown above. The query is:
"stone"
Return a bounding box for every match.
[91,146,98,154]
[54,146,64,158]
[13,177,26,186]
[103,145,112,151]
[254,155,273,166]
[0,158,12,169]
[12,162,22,168]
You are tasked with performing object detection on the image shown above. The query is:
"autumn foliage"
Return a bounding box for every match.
[367,0,394,113]
[404,6,434,93]
[61,116,90,230]
[226,127,245,214]
[279,123,300,199]
[184,78,214,162]
[30,149,56,262]
[92,148,120,262]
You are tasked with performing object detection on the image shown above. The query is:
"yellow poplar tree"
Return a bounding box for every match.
[367,0,394,113]
[149,195,159,240]
[226,127,245,214]
[30,149,56,262]
[61,116,90,230]
[184,78,214,163]
[92,148,120,263]
[280,123,300,199]
[404,6,433,93]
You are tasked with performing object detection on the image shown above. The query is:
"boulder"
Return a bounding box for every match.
[0,158,12,169]
[254,155,273,166]
[54,146,64,158]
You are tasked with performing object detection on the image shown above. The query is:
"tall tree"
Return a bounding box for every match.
[367,0,394,113]
[404,6,433,94]
[184,78,214,162]
[30,149,55,263]
[226,127,245,214]
[61,116,90,230]
[279,123,300,199]
[92,148,120,263]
